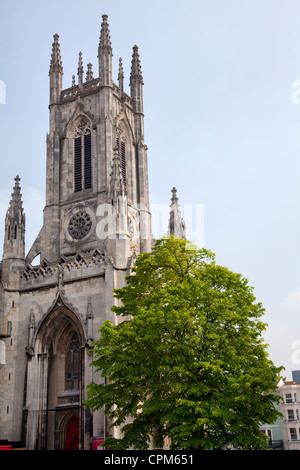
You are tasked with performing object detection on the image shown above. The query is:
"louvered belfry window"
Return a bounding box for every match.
[74,120,92,192]
[74,137,82,192]
[84,133,92,190]
[121,140,126,186]
[116,136,126,187]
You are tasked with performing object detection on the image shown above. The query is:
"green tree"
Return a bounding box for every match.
[85,237,283,450]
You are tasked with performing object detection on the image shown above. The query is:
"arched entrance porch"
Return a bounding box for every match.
[25,300,89,450]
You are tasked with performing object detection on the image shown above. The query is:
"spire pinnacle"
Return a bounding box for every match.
[98,14,113,86]
[3,175,26,261]
[171,186,178,204]
[9,175,24,213]
[78,51,84,88]
[49,33,63,104]
[49,33,63,75]
[168,187,186,239]
[86,63,94,81]
[98,14,112,54]
[130,45,143,86]
[130,45,144,113]
[118,57,124,97]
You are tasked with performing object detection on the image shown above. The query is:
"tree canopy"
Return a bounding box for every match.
[85,237,283,450]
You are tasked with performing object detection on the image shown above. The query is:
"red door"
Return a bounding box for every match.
[66,415,79,450]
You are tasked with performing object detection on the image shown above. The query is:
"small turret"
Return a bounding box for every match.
[86,63,94,82]
[130,45,144,114]
[98,14,113,87]
[168,187,186,239]
[77,51,84,90]
[49,34,63,104]
[118,58,124,99]
[2,176,26,288]
[3,176,25,259]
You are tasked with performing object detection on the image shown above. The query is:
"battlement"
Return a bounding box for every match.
[20,249,106,290]
[60,79,133,106]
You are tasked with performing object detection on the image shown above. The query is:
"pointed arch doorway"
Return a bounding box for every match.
[47,314,83,450]
[27,301,87,450]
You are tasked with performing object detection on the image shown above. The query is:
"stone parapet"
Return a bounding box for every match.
[20,249,106,290]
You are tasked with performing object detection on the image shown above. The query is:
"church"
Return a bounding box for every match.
[0,15,185,450]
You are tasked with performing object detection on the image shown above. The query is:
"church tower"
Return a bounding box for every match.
[0,15,152,450]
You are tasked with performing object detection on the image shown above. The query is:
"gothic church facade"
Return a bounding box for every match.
[0,15,185,450]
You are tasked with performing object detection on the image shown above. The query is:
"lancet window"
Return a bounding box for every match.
[65,332,80,391]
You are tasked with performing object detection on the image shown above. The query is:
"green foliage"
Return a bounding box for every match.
[85,237,283,450]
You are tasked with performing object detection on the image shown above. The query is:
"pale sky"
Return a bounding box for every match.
[0,0,300,380]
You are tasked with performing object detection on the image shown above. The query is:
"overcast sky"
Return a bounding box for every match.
[0,0,300,380]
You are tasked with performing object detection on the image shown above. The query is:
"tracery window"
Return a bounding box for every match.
[65,332,80,391]
[74,121,92,192]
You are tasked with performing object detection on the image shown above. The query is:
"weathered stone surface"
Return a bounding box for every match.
[0,14,151,450]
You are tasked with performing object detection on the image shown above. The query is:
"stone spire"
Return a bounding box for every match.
[9,175,23,212]
[130,45,144,115]
[118,57,124,98]
[130,46,143,86]
[86,63,94,81]
[49,34,63,74]
[98,14,113,86]
[77,51,84,89]
[3,175,26,261]
[168,187,186,239]
[98,14,112,51]
[49,34,63,104]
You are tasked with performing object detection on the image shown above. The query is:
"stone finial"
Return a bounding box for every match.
[118,57,124,97]
[12,174,21,194]
[3,175,26,261]
[49,33,63,103]
[86,63,94,81]
[171,186,178,204]
[118,57,124,81]
[9,175,24,216]
[98,14,112,54]
[77,51,84,88]
[49,33,63,75]
[130,45,143,86]
[98,14,113,86]
[168,187,186,240]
